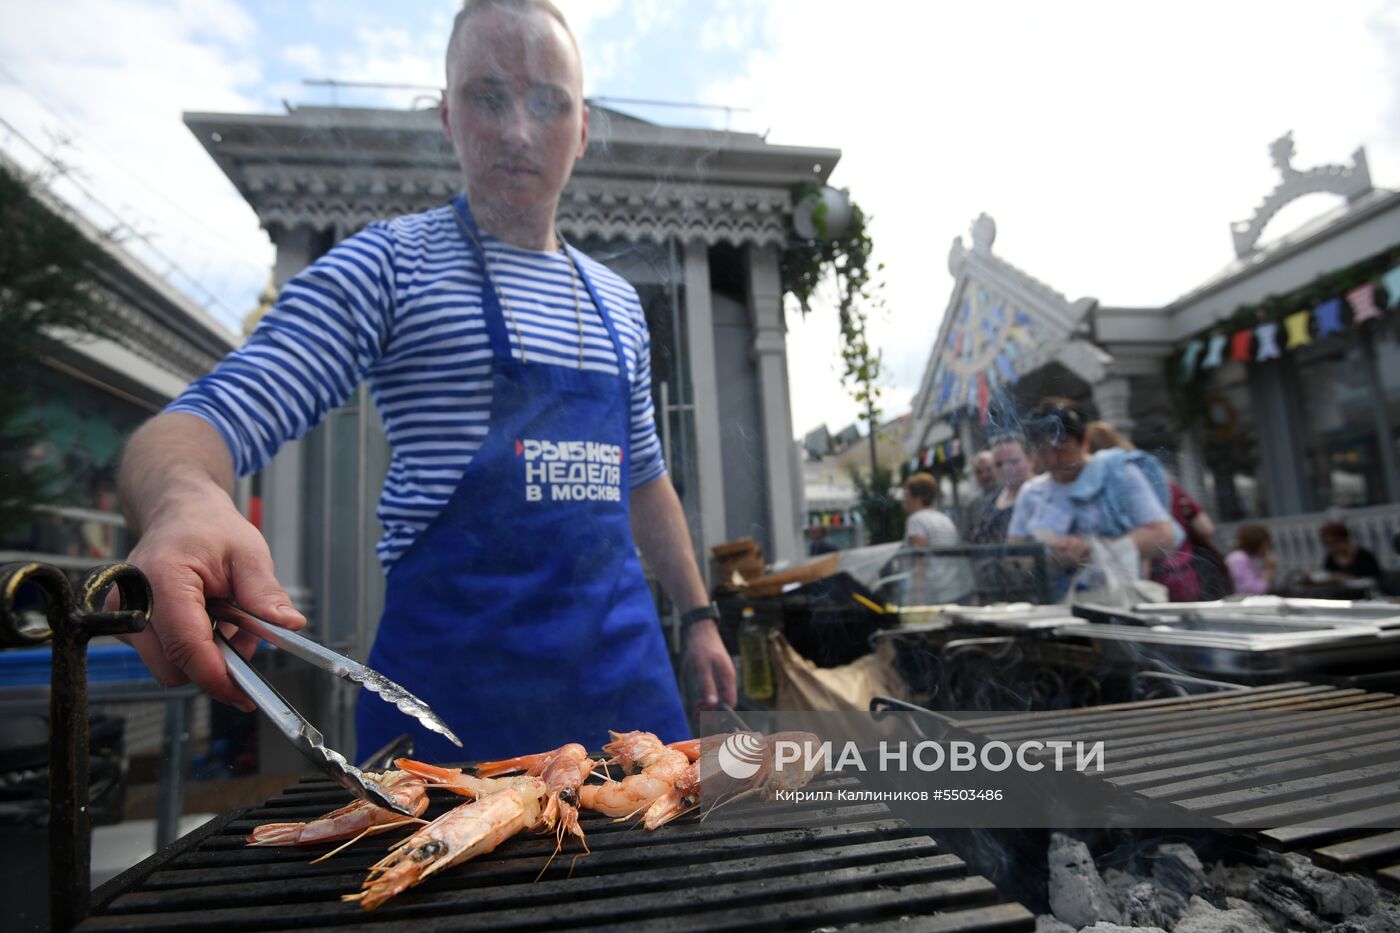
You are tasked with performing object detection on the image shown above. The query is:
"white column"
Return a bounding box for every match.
[747,244,802,564]
[1094,375,1135,435]
[683,240,727,579]
[261,223,321,617]
[1176,428,1208,505]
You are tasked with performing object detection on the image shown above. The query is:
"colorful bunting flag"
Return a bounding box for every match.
[1229,329,1253,362]
[1314,298,1345,339]
[1180,340,1205,380]
[1284,310,1313,349]
[1255,322,1282,361]
[1201,334,1228,370]
[1382,266,1400,309]
[1347,282,1382,325]
[1180,264,1397,382]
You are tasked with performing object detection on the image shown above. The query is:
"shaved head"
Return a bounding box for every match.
[446,0,581,87]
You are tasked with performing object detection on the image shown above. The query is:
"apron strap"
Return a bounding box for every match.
[452,195,627,374]
[450,196,514,363]
[563,243,626,371]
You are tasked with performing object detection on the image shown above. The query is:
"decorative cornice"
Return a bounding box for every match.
[559,181,791,247]
[244,163,794,247]
[1231,132,1372,259]
[188,106,831,249]
[946,214,1089,330]
[911,213,1103,435]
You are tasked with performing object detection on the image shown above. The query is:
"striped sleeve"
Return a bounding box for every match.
[167,225,396,477]
[628,303,667,488]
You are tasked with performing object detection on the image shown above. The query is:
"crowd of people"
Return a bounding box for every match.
[880,395,1394,603]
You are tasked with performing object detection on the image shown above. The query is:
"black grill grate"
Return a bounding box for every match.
[81,771,1032,932]
[946,681,1400,891]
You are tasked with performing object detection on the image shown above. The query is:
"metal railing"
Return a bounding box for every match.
[1215,502,1400,578]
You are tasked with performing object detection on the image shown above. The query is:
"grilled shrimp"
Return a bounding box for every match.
[645,731,825,829]
[577,730,689,818]
[478,743,599,855]
[246,770,429,848]
[394,757,520,799]
[344,776,547,911]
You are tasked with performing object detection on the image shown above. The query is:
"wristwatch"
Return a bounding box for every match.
[679,602,721,636]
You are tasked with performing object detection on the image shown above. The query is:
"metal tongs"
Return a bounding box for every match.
[207,598,461,815]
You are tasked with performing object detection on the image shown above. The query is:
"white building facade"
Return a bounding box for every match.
[910,135,1400,576]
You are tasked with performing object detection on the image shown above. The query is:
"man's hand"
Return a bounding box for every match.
[1049,534,1090,567]
[121,483,305,711]
[683,619,736,712]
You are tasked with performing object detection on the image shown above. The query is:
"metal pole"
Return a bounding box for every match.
[1,562,150,932]
[866,398,879,479]
[49,622,89,931]
[155,694,191,848]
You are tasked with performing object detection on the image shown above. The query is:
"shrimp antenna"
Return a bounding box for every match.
[309,817,427,864]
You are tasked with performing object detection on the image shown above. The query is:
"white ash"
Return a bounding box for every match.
[1037,834,1400,933]
[1122,880,1183,929]
[1048,832,1123,928]
[1036,916,1078,933]
[1172,896,1273,933]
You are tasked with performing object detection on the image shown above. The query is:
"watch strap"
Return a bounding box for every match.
[679,602,720,632]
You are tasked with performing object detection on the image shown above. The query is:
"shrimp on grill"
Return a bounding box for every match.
[577,730,690,819]
[645,731,825,829]
[476,743,600,857]
[394,757,521,800]
[343,776,546,911]
[245,769,430,860]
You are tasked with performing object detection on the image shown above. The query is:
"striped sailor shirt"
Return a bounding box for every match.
[168,201,667,572]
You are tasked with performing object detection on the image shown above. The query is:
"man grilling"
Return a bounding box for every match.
[117,0,735,760]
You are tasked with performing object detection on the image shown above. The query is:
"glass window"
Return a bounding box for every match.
[1200,361,1264,521]
[0,362,148,560]
[1293,337,1383,510]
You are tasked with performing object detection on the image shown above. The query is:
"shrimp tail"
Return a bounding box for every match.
[396,757,502,799]
[666,738,703,762]
[476,746,562,778]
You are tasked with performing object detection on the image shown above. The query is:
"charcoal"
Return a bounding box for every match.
[1249,877,1328,932]
[1101,867,1139,910]
[1047,832,1122,928]
[1121,880,1184,929]
[1262,852,1376,921]
[1150,842,1210,899]
[1327,896,1400,933]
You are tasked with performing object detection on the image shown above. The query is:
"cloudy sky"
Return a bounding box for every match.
[3,0,1397,439]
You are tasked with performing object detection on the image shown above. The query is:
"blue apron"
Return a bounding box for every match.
[355,197,689,763]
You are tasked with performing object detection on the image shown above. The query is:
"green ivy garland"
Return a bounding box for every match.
[779,184,886,424]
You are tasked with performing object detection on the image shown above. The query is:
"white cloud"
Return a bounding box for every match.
[282,42,326,73]
[696,0,1400,438]
[1,0,274,331]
